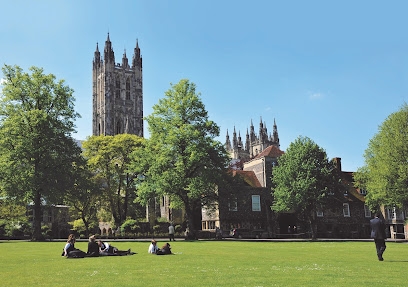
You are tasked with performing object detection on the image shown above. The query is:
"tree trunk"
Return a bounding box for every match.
[82,214,90,237]
[185,209,196,240]
[32,190,43,241]
[308,212,318,240]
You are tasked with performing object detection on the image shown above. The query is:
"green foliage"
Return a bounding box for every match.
[41,225,52,239]
[135,79,230,233]
[121,219,140,234]
[82,134,145,227]
[175,224,182,232]
[64,160,99,237]
[0,200,27,223]
[155,217,168,223]
[70,219,86,235]
[355,104,408,210]
[1,241,408,286]
[272,136,342,239]
[0,65,82,240]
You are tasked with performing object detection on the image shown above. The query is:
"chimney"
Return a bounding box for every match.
[333,157,342,171]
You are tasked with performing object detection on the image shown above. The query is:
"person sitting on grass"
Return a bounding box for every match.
[148,239,159,254]
[86,235,99,257]
[61,234,86,258]
[98,240,132,256]
[156,243,172,255]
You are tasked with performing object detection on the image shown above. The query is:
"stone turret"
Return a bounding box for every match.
[92,34,144,137]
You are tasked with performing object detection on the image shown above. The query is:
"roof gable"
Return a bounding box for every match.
[253,145,284,159]
[231,170,262,188]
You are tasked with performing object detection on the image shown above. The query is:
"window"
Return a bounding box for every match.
[364,205,371,218]
[343,203,350,217]
[317,210,324,217]
[252,195,261,211]
[386,207,404,220]
[386,208,393,220]
[202,221,216,230]
[126,78,130,100]
[116,79,120,98]
[228,197,237,211]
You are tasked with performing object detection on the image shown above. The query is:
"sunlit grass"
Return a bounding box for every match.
[1,240,406,286]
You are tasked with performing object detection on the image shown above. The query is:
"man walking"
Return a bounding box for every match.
[370,211,387,261]
[168,223,175,241]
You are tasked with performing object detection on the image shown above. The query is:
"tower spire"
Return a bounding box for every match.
[272,118,280,147]
[122,49,128,68]
[93,42,101,68]
[225,129,231,151]
[104,33,114,63]
[132,38,142,68]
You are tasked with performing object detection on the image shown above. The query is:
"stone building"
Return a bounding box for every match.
[201,118,284,236]
[92,33,143,136]
[225,117,280,161]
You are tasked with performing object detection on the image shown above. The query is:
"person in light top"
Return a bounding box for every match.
[148,239,159,254]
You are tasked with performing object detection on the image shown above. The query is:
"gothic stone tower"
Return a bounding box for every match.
[92,33,143,136]
[226,117,280,161]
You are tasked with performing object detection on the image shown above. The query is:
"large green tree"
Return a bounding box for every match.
[354,104,408,210]
[63,161,99,237]
[82,133,145,227]
[272,136,342,240]
[0,65,82,240]
[135,79,230,238]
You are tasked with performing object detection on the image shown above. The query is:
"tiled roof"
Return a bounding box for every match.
[231,170,262,188]
[253,145,284,159]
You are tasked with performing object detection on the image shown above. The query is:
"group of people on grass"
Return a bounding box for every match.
[62,234,172,258]
[147,239,172,255]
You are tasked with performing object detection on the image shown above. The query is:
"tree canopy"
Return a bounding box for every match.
[135,79,230,237]
[82,133,146,227]
[272,136,342,239]
[0,65,82,240]
[354,104,408,210]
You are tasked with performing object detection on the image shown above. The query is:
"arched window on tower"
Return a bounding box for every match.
[116,78,120,99]
[126,78,130,100]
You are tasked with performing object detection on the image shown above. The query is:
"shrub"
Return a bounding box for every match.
[175,225,182,233]
[121,219,137,233]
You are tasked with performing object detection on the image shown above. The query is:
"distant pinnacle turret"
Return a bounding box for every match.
[132,39,142,68]
[104,33,115,63]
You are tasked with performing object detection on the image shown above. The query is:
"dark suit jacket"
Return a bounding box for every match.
[370,217,386,239]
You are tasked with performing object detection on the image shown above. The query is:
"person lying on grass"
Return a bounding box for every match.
[97,240,134,256]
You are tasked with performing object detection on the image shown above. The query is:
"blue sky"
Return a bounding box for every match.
[1,0,408,172]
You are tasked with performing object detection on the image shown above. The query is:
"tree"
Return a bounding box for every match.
[354,104,408,210]
[82,133,145,227]
[135,79,230,238]
[271,136,342,240]
[63,161,99,237]
[0,200,29,238]
[0,65,82,240]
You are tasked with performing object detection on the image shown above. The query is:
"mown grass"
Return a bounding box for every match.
[1,239,407,287]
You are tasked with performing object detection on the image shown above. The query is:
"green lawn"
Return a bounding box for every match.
[1,239,406,286]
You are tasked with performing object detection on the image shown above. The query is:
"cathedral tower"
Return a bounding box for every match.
[92,34,143,136]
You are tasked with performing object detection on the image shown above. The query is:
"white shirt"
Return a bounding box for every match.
[148,243,159,254]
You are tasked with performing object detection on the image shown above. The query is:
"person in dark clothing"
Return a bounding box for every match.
[62,234,86,258]
[97,240,132,256]
[86,235,99,257]
[370,211,387,261]
[157,243,172,255]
